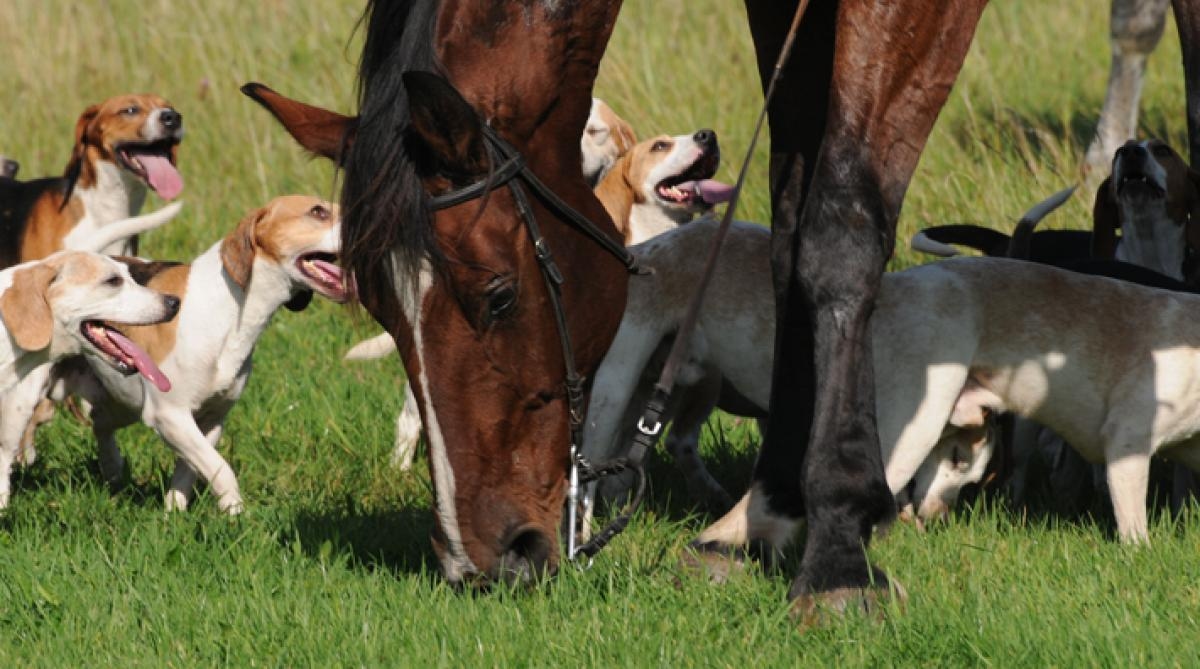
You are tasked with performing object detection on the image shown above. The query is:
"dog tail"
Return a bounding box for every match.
[910,225,1010,257]
[1006,185,1077,259]
[344,331,396,361]
[75,201,184,253]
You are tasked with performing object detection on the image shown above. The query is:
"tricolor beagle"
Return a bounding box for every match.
[0,250,180,507]
[0,94,184,266]
[8,196,349,513]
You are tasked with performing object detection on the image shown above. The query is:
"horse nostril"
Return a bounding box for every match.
[693,128,716,146]
[495,528,555,586]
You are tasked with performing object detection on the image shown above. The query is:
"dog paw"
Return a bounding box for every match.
[219,497,245,515]
[789,580,907,630]
[163,490,190,512]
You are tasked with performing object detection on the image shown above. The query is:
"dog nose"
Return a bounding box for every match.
[693,129,717,148]
[162,294,181,318]
[159,109,182,130]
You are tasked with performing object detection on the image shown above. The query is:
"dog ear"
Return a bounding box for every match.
[612,116,637,156]
[1091,176,1120,259]
[221,206,268,289]
[241,83,357,165]
[62,104,101,203]
[402,71,487,175]
[0,263,58,352]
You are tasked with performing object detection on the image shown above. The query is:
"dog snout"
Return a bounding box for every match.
[693,128,716,149]
[0,158,17,179]
[159,109,182,131]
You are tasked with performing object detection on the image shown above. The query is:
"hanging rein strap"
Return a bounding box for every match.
[571,0,812,560]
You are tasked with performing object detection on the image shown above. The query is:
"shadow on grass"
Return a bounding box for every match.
[288,505,438,577]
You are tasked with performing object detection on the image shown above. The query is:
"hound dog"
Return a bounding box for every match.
[581,98,637,187]
[582,218,992,526]
[696,248,1200,550]
[6,196,350,513]
[0,94,184,262]
[0,250,180,507]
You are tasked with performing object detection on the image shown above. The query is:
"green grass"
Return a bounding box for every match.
[2,0,1200,665]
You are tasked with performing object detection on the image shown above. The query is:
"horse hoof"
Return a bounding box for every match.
[789,579,907,630]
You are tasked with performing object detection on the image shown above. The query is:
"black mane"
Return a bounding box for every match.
[341,0,442,321]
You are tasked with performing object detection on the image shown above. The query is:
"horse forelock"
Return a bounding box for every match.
[341,0,443,323]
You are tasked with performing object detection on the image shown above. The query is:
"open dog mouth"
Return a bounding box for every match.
[654,151,734,208]
[81,321,171,391]
[1116,169,1166,197]
[116,139,183,200]
[297,252,351,302]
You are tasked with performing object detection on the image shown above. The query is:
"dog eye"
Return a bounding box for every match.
[650,140,671,152]
[104,275,124,288]
[309,205,330,221]
[120,106,140,116]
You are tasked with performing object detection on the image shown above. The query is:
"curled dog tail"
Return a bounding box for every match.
[910,225,1007,257]
[344,331,396,361]
[1006,185,1077,259]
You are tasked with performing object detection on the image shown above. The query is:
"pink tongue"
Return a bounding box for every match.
[106,329,172,392]
[695,179,735,205]
[136,154,183,201]
[310,259,349,298]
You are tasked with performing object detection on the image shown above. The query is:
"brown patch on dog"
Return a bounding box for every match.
[65,94,178,191]
[593,99,637,156]
[20,194,85,262]
[0,262,57,351]
[594,150,638,243]
[116,262,190,365]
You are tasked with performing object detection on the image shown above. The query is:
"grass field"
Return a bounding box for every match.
[2,0,1200,665]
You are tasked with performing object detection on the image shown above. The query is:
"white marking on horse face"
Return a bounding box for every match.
[396,256,476,581]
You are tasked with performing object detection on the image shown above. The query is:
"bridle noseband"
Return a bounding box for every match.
[427,122,654,561]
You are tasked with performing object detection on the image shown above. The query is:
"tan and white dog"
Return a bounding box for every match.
[10,196,350,513]
[594,129,734,245]
[0,250,180,506]
[0,94,185,265]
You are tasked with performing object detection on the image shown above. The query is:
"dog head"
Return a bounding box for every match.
[220,195,350,311]
[0,155,18,180]
[64,93,184,202]
[581,98,637,187]
[1092,139,1200,266]
[0,251,179,389]
[909,421,997,523]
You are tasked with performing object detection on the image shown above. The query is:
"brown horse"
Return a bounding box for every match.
[248,0,1200,613]
[248,0,630,586]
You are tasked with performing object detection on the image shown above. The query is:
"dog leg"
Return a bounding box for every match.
[1104,449,1152,544]
[664,374,732,511]
[153,411,242,514]
[392,384,422,470]
[0,367,53,471]
[1083,0,1170,183]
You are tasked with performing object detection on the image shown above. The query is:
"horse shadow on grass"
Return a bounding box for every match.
[287,504,439,578]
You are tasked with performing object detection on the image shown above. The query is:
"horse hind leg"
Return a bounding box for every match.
[1083,0,1170,183]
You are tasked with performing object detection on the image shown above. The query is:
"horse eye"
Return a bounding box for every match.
[309,205,330,220]
[651,140,670,152]
[485,281,517,322]
[105,275,124,288]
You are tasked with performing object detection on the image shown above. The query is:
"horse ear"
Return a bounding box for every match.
[1091,176,1120,259]
[401,71,486,173]
[0,263,58,352]
[221,206,268,289]
[241,83,357,165]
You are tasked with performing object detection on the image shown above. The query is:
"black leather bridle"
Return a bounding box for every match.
[426,121,659,560]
